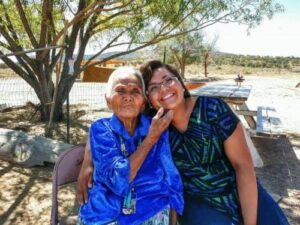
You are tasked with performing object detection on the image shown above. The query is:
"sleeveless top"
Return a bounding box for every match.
[169,96,243,224]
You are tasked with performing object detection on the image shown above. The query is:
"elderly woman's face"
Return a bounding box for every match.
[106,73,145,121]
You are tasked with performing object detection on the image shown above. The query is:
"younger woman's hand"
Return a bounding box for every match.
[169,209,178,225]
[77,141,94,205]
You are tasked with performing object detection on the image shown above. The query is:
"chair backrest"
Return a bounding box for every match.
[51,144,85,225]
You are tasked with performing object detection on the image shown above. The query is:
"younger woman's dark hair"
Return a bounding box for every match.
[140,60,191,98]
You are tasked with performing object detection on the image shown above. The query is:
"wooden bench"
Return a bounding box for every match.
[256,106,285,136]
[234,109,257,129]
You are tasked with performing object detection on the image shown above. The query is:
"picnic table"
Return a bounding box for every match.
[190,84,257,129]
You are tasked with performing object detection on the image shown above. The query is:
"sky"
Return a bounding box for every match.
[1,0,299,61]
[204,0,300,57]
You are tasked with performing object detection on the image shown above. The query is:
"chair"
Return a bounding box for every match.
[51,144,85,225]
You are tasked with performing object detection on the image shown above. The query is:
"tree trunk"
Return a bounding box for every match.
[33,67,70,122]
[37,54,77,122]
[39,101,64,122]
[204,54,209,77]
[52,101,64,121]
[180,51,186,79]
[204,61,208,77]
[180,61,186,79]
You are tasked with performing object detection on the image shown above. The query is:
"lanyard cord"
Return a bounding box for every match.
[120,136,129,157]
[104,122,143,213]
[119,135,142,157]
[119,135,142,215]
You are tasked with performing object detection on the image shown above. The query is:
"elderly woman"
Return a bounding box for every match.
[77,66,183,225]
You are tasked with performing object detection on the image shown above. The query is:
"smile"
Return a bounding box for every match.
[161,93,174,101]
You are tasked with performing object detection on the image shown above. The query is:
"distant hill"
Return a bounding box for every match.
[213,52,300,69]
[3,49,295,70]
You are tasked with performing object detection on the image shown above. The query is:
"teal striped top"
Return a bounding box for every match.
[169,96,242,224]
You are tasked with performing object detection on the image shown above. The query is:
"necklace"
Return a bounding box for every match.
[119,136,141,215]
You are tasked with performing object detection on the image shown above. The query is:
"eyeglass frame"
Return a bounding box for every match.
[146,76,179,95]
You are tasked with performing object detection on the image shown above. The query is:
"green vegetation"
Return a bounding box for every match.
[214,53,300,70]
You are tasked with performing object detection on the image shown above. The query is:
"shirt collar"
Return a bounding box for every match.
[109,113,150,140]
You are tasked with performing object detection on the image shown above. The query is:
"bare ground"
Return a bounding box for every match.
[253,135,300,224]
[0,72,299,225]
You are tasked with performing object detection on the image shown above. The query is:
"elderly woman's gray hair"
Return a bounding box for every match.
[105,66,146,98]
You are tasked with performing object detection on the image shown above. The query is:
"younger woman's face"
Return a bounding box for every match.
[147,67,185,110]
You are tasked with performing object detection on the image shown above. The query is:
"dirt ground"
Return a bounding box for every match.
[0,72,299,224]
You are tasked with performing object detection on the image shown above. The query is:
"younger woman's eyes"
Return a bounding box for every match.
[149,86,159,93]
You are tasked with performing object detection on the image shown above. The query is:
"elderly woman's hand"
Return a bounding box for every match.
[148,107,173,144]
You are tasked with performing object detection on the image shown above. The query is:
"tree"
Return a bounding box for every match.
[158,30,203,79]
[0,0,284,123]
[199,36,218,77]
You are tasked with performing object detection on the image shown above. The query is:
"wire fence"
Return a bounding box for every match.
[0,75,108,110]
[0,71,111,143]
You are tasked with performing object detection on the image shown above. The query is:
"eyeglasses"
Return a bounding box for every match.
[147,76,179,95]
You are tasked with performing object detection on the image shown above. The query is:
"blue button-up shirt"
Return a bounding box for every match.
[79,113,183,225]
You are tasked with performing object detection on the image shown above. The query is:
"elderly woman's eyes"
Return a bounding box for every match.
[132,88,142,94]
[115,87,142,95]
[115,88,126,94]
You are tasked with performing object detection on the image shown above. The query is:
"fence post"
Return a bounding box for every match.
[66,57,74,144]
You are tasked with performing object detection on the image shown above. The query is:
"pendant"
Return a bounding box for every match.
[122,188,136,215]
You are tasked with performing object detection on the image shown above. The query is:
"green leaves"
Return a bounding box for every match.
[0,0,285,53]
[0,0,65,48]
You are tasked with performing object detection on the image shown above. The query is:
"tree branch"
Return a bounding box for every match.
[81,30,126,68]
[0,24,34,65]
[0,0,19,41]
[39,0,97,59]
[49,1,105,45]
[39,0,50,48]
[14,0,39,48]
[0,50,38,87]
